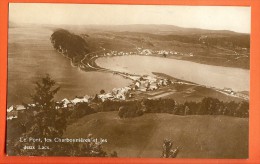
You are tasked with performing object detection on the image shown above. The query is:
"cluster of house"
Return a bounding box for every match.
[100,47,194,58]
[222,88,249,100]
[6,96,91,120]
[98,75,172,102]
[156,50,177,55]
[98,87,132,102]
[103,51,136,57]
[223,88,236,95]
[139,49,152,55]
[7,73,173,121]
[155,50,194,57]
[132,75,172,92]
[136,48,194,57]
[7,105,27,120]
[60,96,90,108]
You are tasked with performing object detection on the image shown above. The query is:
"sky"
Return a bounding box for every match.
[9,3,251,33]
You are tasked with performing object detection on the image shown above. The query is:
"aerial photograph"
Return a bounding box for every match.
[6,3,250,158]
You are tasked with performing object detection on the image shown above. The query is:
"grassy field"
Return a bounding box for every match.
[130,84,245,103]
[64,111,248,158]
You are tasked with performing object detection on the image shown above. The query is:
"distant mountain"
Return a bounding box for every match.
[9,22,248,35]
[74,24,245,35]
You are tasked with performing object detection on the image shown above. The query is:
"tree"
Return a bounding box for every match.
[163,53,167,58]
[70,102,95,119]
[197,97,220,115]
[8,75,118,157]
[110,151,118,157]
[11,74,68,156]
[184,106,190,115]
[31,74,60,109]
[93,94,101,103]
[161,139,180,158]
[118,106,127,118]
[100,89,105,94]
[234,101,249,117]
[29,74,65,138]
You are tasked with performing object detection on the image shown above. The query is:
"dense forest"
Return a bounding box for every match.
[96,97,249,118]
[50,29,89,65]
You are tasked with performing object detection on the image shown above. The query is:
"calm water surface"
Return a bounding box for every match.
[96,56,250,92]
[8,26,250,106]
[8,27,131,106]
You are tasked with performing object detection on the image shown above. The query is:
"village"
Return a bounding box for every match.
[6,68,249,121]
[7,34,249,120]
[7,36,250,120]
[6,73,173,120]
[101,48,194,58]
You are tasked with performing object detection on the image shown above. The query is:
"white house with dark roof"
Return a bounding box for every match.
[71,97,89,105]
[7,105,26,112]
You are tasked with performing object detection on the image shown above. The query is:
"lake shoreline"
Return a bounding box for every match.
[53,49,249,101]
[94,55,249,91]
[74,54,249,101]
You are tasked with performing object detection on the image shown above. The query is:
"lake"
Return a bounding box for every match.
[96,55,250,92]
[7,26,131,106]
[8,26,250,107]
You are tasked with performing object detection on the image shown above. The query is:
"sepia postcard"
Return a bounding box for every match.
[6,3,250,158]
